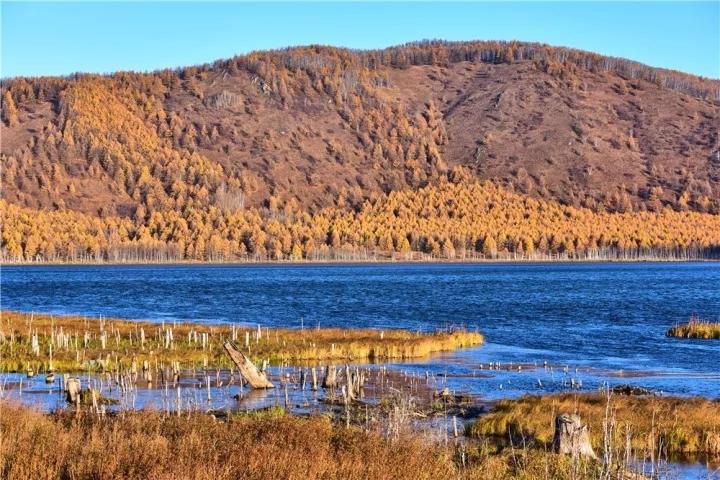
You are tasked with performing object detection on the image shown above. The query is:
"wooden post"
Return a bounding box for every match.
[223,341,274,389]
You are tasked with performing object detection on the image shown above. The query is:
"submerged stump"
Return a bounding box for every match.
[223,341,274,389]
[322,365,337,389]
[552,413,597,459]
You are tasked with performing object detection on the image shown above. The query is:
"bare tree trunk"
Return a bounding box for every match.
[223,341,274,389]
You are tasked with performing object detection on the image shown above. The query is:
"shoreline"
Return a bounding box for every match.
[2,257,718,267]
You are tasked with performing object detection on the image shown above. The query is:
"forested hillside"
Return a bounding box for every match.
[1,41,719,261]
[3,180,719,262]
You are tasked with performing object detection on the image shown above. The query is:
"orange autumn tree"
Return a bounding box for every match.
[2,179,720,262]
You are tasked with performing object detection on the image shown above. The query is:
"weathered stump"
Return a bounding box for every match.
[65,378,81,404]
[347,366,365,400]
[345,365,355,401]
[552,413,597,459]
[311,367,318,391]
[223,341,274,389]
[322,365,337,389]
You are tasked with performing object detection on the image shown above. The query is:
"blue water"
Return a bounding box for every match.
[1,262,719,398]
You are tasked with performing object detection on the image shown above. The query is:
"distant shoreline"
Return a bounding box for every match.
[1,257,718,267]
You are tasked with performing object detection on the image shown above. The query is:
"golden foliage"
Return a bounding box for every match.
[1,41,718,262]
[1,180,719,262]
[1,91,18,127]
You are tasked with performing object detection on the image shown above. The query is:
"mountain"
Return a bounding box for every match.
[1,41,719,261]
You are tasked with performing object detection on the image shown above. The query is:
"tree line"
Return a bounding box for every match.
[2,180,719,263]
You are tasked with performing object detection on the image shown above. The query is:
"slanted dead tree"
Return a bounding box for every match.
[223,341,274,389]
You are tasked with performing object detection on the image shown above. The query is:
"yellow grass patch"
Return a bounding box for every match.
[667,317,720,339]
[468,393,720,458]
[0,401,624,480]
[0,401,459,480]
[0,311,483,373]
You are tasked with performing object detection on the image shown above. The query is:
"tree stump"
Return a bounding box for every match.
[65,378,81,404]
[322,365,337,389]
[311,367,318,391]
[552,413,597,459]
[345,365,355,401]
[223,341,274,389]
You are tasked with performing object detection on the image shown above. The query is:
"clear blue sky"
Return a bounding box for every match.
[2,1,718,79]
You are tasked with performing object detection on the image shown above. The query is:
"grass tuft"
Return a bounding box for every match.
[667,316,720,339]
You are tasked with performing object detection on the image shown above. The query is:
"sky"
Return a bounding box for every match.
[1,1,719,79]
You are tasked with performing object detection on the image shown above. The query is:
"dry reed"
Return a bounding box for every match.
[0,401,632,480]
[0,311,482,373]
[667,316,720,339]
[468,392,720,458]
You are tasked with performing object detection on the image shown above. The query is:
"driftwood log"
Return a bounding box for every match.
[552,413,597,459]
[223,341,274,389]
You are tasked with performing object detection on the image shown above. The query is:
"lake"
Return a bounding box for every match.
[1,262,719,398]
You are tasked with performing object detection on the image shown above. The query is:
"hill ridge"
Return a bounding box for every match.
[1,40,718,261]
[4,40,718,99]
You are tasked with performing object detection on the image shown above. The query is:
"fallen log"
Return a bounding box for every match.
[223,341,274,389]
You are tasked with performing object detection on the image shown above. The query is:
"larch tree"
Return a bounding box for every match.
[2,91,19,127]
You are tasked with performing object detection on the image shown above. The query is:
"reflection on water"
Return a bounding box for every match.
[0,364,441,414]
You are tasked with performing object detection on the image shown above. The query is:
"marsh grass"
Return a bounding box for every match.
[467,392,720,459]
[0,401,627,480]
[0,311,483,373]
[667,316,720,339]
[0,401,458,480]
